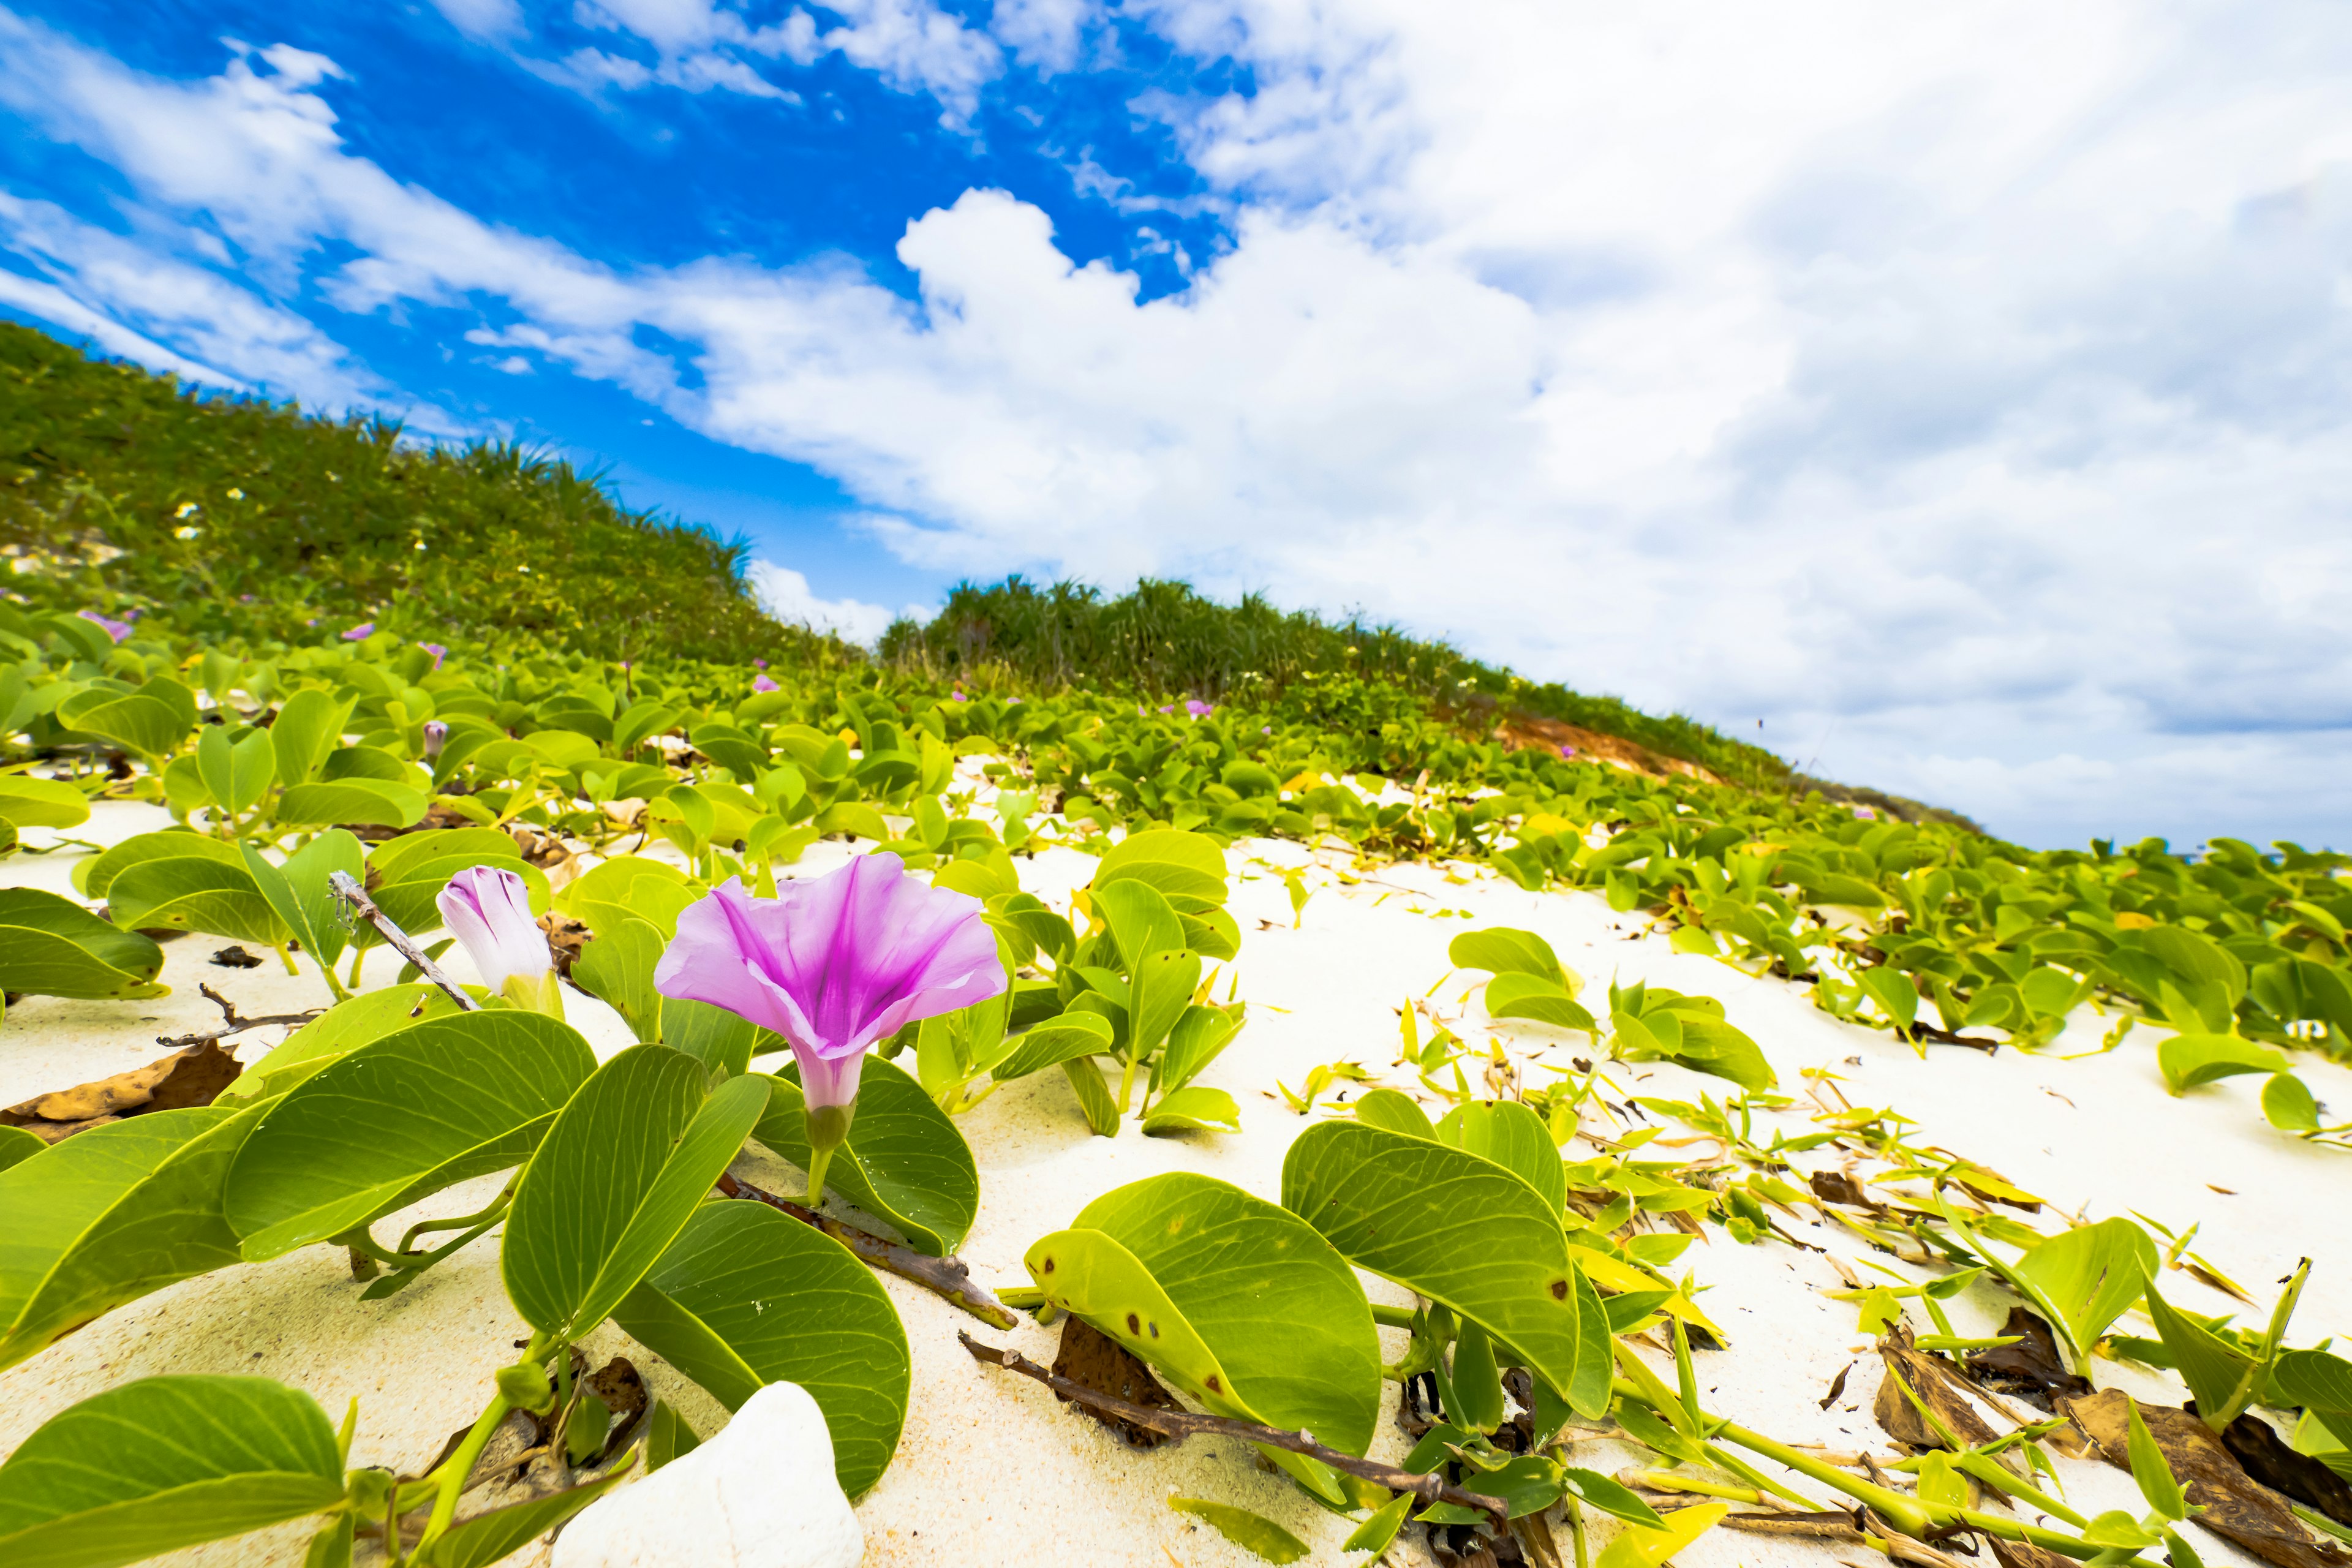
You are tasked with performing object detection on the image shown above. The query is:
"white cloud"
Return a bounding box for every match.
[7,5,2352,845]
[429,0,526,42]
[990,0,1092,74]
[745,559,924,644]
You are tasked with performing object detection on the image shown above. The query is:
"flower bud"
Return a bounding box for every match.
[435,864,562,1019]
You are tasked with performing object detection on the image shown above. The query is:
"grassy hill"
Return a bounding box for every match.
[2,319,1791,790]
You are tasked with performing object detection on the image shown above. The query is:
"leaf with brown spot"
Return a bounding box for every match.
[2062,1389,2351,1568]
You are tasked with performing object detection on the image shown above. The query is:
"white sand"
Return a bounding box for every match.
[3,805,2348,1567]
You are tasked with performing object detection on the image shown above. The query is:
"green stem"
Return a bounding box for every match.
[803,1142,835,1207]
[1623,1469,1766,1504]
[1116,1054,1139,1114]
[1370,1303,1419,1330]
[346,945,366,992]
[1563,1493,1591,1568]
[415,1333,551,1553]
[394,1185,513,1257]
[272,941,302,978]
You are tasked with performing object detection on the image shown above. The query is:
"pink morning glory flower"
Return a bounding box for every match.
[654,856,1003,1201]
[342,622,375,641]
[77,609,132,643]
[753,674,780,693]
[1185,699,1214,719]
[1558,744,1576,759]
[437,865,561,1017]
[949,690,968,703]
[420,641,447,668]
[423,719,449,760]
[753,658,768,669]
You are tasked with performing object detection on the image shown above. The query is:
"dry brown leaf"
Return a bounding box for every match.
[1052,1316,1180,1451]
[1,1039,240,1142]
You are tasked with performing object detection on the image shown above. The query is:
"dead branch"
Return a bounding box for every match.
[960,1332,1508,1525]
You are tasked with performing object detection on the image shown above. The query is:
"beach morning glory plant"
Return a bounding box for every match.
[654,853,1003,1201]
[437,864,563,1018]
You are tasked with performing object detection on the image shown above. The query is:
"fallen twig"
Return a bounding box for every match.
[326,872,479,1011]
[154,982,322,1049]
[717,1172,1018,1330]
[960,1332,1509,1525]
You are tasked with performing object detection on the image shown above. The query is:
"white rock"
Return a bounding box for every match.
[553,1382,863,1568]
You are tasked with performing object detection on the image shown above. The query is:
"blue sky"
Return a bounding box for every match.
[3,0,2350,851]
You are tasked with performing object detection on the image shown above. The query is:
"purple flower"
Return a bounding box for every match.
[753,658,768,670]
[753,674,780,693]
[1558,744,1577,759]
[420,641,447,669]
[423,719,449,761]
[437,865,561,1017]
[655,856,1004,1200]
[1852,805,1877,820]
[77,609,132,643]
[1185,699,1215,719]
[949,690,968,703]
[1007,697,1022,706]
[342,622,375,641]
[1158,704,1174,714]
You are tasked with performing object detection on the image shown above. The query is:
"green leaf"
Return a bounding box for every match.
[990,1011,1114,1081]
[220,984,471,1103]
[1858,968,1920,1032]
[1091,827,1230,913]
[1061,1057,1121,1134]
[1790,871,1887,911]
[1093,878,1185,970]
[2011,1217,2157,1358]
[1594,1501,1727,1568]
[2262,1073,2324,1134]
[197,725,276,817]
[0,1126,43,1173]
[2146,1283,2257,1422]
[1030,1172,1382,1457]
[108,855,287,945]
[2157,1033,2292,1095]
[662,999,760,1079]
[1166,1499,1309,1564]
[77,829,244,899]
[275,778,428,829]
[2082,1510,2162,1550]
[241,830,366,978]
[1667,1016,1777,1091]
[1140,1085,1243,1134]
[571,916,667,1044]
[1282,1120,1610,1415]
[1450,926,1570,986]
[753,1055,979,1255]
[0,888,166,1000]
[227,1011,596,1260]
[1438,1100,1565,1215]
[1343,1491,1413,1555]
[417,1467,631,1568]
[503,1046,769,1343]
[0,1374,343,1568]
[1128,948,1202,1054]
[0,775,88,830]
[1352,1087,1436,1140]
[57,677,195,758]
[1153,1002,1245,1096]
[270,688,357,788]
[2272,1351,2352,1450]
[1559,1467,1667,1527]
[556,857,698,940]
[2127,1399,2189,1521]
[644,1400,699,1473]
[611,1200,908,1497]
[1484,973,1598,1032]
[0,1107,258,1374]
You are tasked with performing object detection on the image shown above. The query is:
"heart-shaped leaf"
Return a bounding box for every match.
[1137,1084,1242,1134]
[989,1011,1115,1081]
[2157,1033,2291,1095]
[1484,972,1597,1032]
[1092,828,1229,913]
[611,1200,908,1497]
[0,774,88,830]
[227,1011,596,1260]
[270,688,358,788]
[1438,1099,1564,1214]
[220,984,473,1104]
[197,725,276,818]
[241,830,366,979]
[1029,1172,1381,1455]
[502,1045,769,1343]
[0,1106,258,1373]
[0,1374,344,1566]
[1283,1120,1610,1415]
[108,856,287,945]
[1450,927,1570,987]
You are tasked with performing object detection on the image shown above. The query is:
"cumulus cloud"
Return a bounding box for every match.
[4,3,2351,846]
[745,559,924,644]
